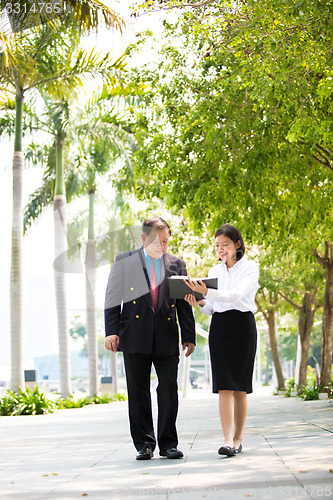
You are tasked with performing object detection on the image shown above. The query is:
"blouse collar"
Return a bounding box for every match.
[222,255,246,272]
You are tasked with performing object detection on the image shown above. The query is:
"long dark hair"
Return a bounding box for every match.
[214,224,245,261]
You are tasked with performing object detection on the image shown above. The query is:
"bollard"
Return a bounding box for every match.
[100,376,113,394]
[24,370,38,392]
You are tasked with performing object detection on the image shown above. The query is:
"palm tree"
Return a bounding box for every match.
[86,188,98,395]
[77,95,136,395]
[0,5,124,391]
[36,56,125,398]
[24,84,137,396]
[51,98,72,397]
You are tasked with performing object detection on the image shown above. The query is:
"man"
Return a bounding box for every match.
[104,217,196,461]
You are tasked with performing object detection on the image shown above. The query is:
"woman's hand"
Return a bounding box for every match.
[184,277,208,297]
[184,294,205,307]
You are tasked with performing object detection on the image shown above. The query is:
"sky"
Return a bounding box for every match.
[0,0,169,380]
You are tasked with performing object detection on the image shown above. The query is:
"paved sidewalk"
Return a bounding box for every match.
[0,387,332,500]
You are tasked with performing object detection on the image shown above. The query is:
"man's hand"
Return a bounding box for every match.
[182,342,195,357]
[105,335,119,353]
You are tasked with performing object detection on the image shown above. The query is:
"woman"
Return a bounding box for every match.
[184,224,259,457]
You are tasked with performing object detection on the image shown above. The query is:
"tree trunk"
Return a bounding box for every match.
[86,190,98,396]
[265,344,270,385]
[54,136,71,398]
[267,310,285,390]
[313,242,333,392]
[297,289,318,390]
[10,95,24,391]
[320,246,333,391]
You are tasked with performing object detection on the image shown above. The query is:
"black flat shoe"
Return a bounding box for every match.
[160,448,184,459]
[218,445,236,457]
[136,447,153,460]
[235,443,242,454]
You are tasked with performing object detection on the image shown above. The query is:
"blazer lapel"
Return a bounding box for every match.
[138,247,155,311]
[138,247,150,287]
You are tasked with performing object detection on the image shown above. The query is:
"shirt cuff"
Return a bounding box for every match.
[198,301,213,315]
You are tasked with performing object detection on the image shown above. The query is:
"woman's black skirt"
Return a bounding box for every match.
[209,310,257,394]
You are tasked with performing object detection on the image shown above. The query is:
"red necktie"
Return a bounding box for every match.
[150,258,158,311]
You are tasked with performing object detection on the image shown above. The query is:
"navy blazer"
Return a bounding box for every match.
[104,248,196,357]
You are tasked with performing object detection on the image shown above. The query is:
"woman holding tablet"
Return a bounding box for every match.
[184,224,259,457]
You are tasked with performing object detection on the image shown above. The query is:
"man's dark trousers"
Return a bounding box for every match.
[123,353,179,452]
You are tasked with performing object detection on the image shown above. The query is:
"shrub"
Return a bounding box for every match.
[15,386,57,415]
[91,393,116,404]
[0,390,19,416]
[306,366,318,386]
[0,388,127,416]
[329,375,333,399]
[79,392,127,405]
[112,392,127,402]
[284,378,297,397]
[298,383,319,401]
[58,395,94,409]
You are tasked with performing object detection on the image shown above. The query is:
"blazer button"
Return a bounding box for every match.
[133,301,136,304]
[167,317,171,321]
[130,287,134,291]
[136,315,140,319]
[171,304,175,308]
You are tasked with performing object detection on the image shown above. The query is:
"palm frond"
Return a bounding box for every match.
[0,94,15,109]
[0,87,15,104]
[0,9,126,95]
[24,183,54,233]
[0,37,19,82]
[25,140,53,165]
[32,46,127,98]
[0,110,15,136]
[0,97,42,138]
[64,0,126,33]
[24,140,56,232]
[41,98,71,134]
[0,0,126,35]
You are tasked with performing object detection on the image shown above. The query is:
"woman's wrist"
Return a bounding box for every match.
[197,300,205,307]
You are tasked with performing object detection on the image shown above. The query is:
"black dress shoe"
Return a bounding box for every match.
[136,447,153,460]
[218,445,236,457]
[235,443,242,454]
[160,447,184,459]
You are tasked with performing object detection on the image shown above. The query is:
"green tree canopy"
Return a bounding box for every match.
[123,0,333,388]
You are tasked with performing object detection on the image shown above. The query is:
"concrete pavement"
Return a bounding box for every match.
[0,387,332,499]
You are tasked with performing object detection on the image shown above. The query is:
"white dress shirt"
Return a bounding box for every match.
[199,256,259,315]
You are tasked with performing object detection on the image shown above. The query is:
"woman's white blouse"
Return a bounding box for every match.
[199,256,259,315]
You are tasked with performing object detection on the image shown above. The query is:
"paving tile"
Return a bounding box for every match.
[0,388,332,499]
